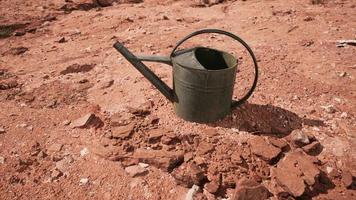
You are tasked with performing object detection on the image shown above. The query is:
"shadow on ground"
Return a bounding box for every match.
[212,103,325,137]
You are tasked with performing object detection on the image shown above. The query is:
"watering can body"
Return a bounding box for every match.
[113,29,258,123]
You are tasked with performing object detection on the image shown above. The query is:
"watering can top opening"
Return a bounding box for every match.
[172,46,238,72]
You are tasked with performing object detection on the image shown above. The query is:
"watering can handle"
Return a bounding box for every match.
[170,29,259,108]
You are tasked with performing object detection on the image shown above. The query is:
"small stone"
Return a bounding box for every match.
[60,63,95,75]
[0,156,5,164]
[0,127,5,134]
[26,125,33,131]
[138,163,149,168]
[205,181,219,194]
[302,141,321,155]
[48,143,63,153]
[249,137,281,162]
[62,120,71,126]
[339,72,346,77]
[185,185,199,200]
[232,178,270,200]
[290,130,310,147]
[172,163,206,187]
[80,178,89,185]
[125,165,148,177]
[147,128,164,143]
[99,79,114,89]
[196,142,215,155]
[184,152,194,162]
[340,112,348,119]
[268,137,288,149]
[111,123,135,139]
[18,123,28,128]
[203,128,218,138]
[58,37,66,43]
[321,105,336,114]
[71,113,103,129]
[80,147,89,157]
[341,170,353,188]
[51,168,63,180]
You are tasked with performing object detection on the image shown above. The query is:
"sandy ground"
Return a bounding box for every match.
[0,0,355,199]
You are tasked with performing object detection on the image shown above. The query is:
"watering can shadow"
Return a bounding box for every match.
[113,29,258,123]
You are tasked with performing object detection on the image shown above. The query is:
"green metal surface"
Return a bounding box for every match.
[113,29,259,123]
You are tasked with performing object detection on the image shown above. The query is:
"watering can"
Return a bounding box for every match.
[113,29,258,123]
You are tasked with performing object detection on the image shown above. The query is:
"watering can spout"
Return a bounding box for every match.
[113,42,175,102]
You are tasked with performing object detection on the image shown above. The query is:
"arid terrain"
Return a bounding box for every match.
[0,0,355,199]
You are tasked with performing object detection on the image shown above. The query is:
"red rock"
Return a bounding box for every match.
[171,163,206,187]
[133,149,183,172]
[249,137,281,162]
[273,151,320,197]
[341,170,353,188]
[290,130,310,147]
[125,165,148,177]
[111,123,135,139]
[231,151,243,164]
[147,128,164,143]
[232,178,270,200]
[196,142,215,155]
[60,63,95,75]
[71,113,103,129]
[268,137,288,149]
[203,128,218,138]
[184,152,194,162]
[161,132,180,145]
[205,181,219,194]
[302,141,321,155]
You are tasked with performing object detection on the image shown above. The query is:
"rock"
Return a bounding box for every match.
[290,130,310,147]
[80,147,89,157]
[125,165,148,177]
[249,137,281,162]
[184,152,194,162]
[7,47,28,55]
[231,151,243,164]
[341,170,353,188]
[98,79,114,89]
[47,143,63,153]
[196,142,215,155]
[58,37,66,43]
[0,127,5,134]
[51,168,63,180]
[0,156,5,164]
[185,185,200,200]
[94,0,113,7]
[232,178,270,200]
[302,141,322,155]
[71,113,103,129]
[321,105,336,114]
[0,79,18,90]
[111,123,135,139]
[138,162,149,168]
[268,137,288,149]
[80,178,89,185]
[147,128,164,143]
[171,163,206,188]
[161,132,180,145]
[62,120,71,126]
[60,63,95,75]
[126,106,150,117]
[204,181,219,194]
[203,128,218,138]
[133,149,184,172]
[273,151,320,197]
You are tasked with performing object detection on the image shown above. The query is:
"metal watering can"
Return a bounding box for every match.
[113,29,258,123]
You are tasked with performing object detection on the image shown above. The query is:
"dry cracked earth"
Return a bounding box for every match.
[0,0,355,199]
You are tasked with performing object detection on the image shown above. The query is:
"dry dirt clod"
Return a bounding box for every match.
[51,168,63,181]
[47,143,63,153]
[273,150,320,197]
[302,141,322,155]
[171,162,206,188]
[341,170,354,188]
[111,123,135,139]
[232,178,271,200]
[125,165,148,177]
[60,63,95,75]
[196,142,215,156]
[133,149,184,172]
[268,137,288,149]
[290,130,311,147]
[71,113,103,129]
[249,137,281,162]
[147,128,164,143]
[204,181,220,194]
